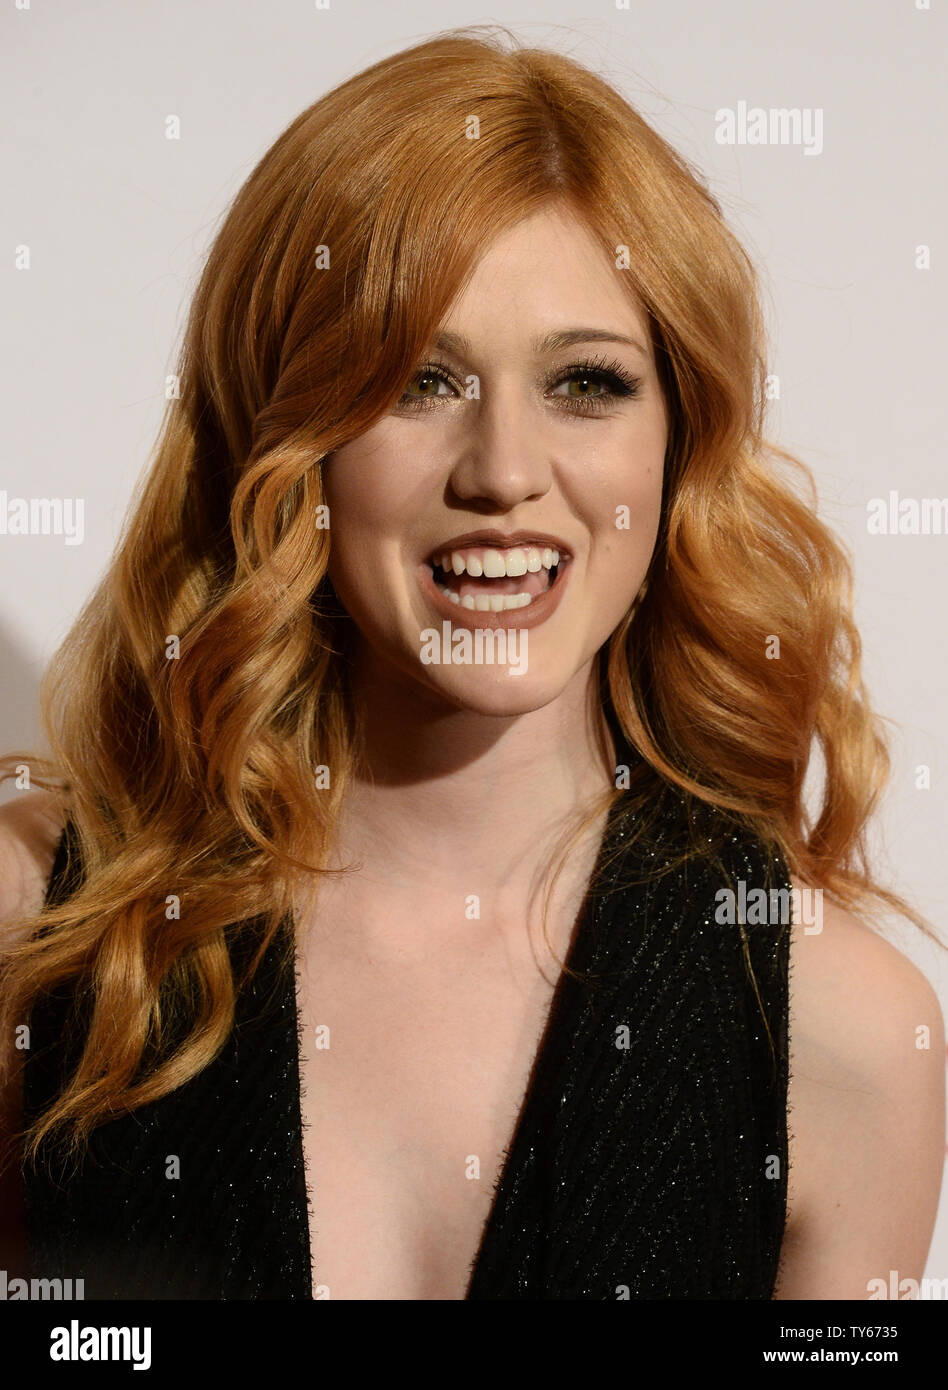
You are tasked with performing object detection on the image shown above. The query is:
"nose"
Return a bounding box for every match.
[446,378,553,510]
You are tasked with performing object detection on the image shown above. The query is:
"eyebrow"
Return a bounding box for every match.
[432,327,650,359]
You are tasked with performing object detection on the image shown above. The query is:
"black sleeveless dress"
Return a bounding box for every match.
[21,785,792,1300]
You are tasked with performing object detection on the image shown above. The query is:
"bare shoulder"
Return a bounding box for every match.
[776,879,946,1298]
[0,789,68,936]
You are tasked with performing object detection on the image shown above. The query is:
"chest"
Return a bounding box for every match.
[24,822,791,1300]
[294,912,569,1300]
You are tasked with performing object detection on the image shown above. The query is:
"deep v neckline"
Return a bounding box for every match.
[287,799,621,1302]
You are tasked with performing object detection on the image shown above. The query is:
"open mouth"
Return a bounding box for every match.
[427,543,566,613]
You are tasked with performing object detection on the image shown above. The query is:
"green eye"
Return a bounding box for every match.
[549,363,641,413]
[405,369,450,399]
[562,374,605,398]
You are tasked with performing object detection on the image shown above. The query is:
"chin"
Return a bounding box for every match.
[422,666,575,718]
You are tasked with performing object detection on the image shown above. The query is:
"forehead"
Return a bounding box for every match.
[438,204,649,349]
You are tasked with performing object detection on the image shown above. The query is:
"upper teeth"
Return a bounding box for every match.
[434,546,561,577]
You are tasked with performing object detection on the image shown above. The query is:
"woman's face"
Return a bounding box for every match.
[321,202,668,715]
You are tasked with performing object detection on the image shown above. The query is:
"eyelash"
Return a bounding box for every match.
[397,355,642,416]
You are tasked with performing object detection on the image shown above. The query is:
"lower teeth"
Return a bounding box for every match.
[433,565,559,612]
[436,587,531,612]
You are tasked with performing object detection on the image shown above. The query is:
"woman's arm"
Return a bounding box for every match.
[0,791,65,929]
[0,789,66,1278]
[776,883,946,1299]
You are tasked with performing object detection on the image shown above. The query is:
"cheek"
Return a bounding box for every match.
[321,422,436,553]
[578,459,663,627]
[321,445,406,587]
[322,456,389,539]
[584,453,664,558]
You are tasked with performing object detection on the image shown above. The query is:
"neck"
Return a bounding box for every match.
[327,652,617,905]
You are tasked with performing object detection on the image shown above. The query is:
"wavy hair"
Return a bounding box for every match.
[0,25,933,1166]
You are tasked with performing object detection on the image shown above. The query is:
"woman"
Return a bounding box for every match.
[0,28,943,1301]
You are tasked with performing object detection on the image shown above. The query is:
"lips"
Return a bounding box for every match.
[418,540,572,630]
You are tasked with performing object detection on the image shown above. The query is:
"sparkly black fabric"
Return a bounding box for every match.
[22,783,791,1300]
